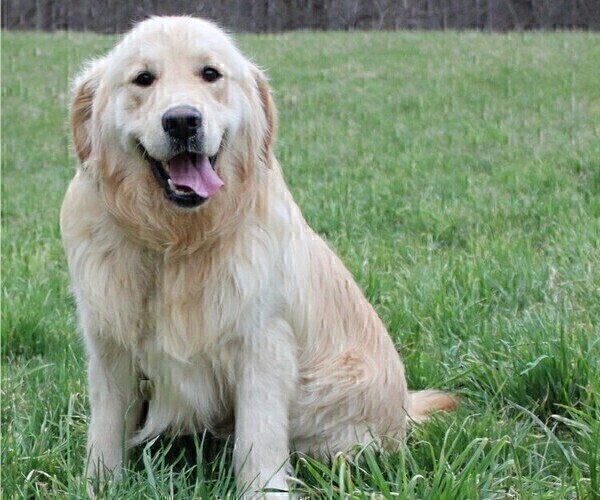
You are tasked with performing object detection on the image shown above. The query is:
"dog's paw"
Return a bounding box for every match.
[242,492,298,500]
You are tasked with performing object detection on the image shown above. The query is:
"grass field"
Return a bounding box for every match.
[2,28,599,498]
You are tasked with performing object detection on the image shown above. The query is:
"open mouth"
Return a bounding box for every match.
[138,144,224,208]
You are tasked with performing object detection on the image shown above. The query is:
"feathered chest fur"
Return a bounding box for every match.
[69,218,284,434]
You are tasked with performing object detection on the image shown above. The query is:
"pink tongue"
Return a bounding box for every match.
[167,154,224,198]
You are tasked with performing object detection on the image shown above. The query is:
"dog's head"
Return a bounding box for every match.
[71,17,276,227]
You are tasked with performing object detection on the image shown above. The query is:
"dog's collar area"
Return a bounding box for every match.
[137,143,219,209]
[138,377,154,400]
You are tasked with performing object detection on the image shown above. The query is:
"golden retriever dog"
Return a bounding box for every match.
[61,16,454,497]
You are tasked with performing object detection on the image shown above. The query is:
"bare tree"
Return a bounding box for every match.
[3,0,599,32]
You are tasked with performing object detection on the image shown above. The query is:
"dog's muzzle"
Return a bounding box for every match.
[138,106,224,209]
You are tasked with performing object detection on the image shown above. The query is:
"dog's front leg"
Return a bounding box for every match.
[234,319,298,498]
[85,336,140,483]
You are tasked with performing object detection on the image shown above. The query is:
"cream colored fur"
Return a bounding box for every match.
[60,16,454,498]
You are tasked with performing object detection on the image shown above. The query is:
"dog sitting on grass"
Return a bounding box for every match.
[61,16,455,497]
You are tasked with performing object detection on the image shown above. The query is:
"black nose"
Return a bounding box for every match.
[162,106,202,140]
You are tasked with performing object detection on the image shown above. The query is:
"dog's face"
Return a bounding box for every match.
[72,17,275,215]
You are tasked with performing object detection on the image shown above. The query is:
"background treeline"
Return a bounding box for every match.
[3,0,600,32]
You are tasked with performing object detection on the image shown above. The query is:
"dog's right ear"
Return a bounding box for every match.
[71,58,105,165]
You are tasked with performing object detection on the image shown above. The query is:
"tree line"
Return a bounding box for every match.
[3,0,599,32]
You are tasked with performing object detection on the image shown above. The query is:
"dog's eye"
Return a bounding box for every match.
[200,66,222,83]
[132,71,156,87]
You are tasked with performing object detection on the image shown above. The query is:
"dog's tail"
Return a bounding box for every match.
[407,389,457,423]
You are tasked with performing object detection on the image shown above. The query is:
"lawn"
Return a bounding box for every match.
[2,28,599,498]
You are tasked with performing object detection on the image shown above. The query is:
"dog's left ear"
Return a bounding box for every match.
[252,67,277,166]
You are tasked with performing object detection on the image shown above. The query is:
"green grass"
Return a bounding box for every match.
[2,29,599,498]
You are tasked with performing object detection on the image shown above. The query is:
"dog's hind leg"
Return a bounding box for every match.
[290,347,409,458]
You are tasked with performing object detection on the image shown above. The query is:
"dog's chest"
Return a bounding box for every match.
[130,255,243,431]
[76,224,277,429]
[136,342,236,434]
[131,253,247,358]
